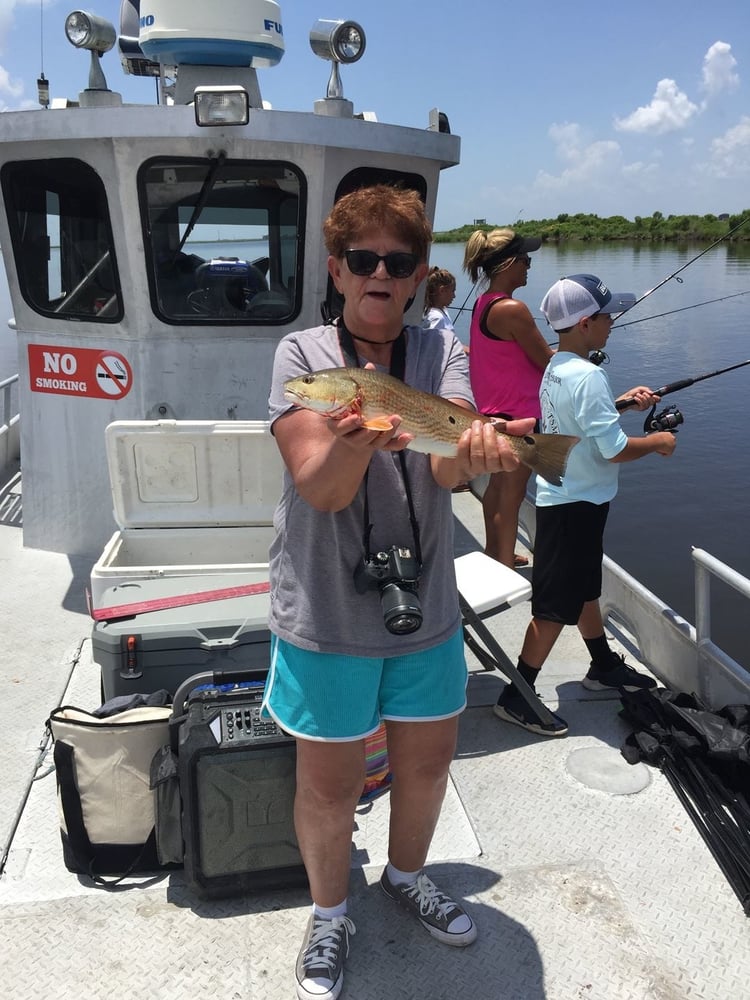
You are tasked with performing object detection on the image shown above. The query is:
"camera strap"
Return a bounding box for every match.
[336,321,423,568]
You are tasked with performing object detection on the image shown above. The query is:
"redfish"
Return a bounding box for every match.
[284,367,578,486]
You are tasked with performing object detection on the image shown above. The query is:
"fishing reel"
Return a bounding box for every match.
[644,403,683,433]
[589,351,609,366]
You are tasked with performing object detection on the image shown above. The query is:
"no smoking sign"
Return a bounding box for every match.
[29,345,133,400]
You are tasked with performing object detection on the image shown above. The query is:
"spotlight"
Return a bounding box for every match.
[309,20,366,65]
[65,10,117,94]
[64,11,117,53]
[309,20,365,103]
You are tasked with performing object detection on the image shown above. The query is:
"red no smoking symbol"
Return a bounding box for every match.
[95,352,132,397]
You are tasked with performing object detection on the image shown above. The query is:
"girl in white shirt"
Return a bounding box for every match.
[422,266,456,333]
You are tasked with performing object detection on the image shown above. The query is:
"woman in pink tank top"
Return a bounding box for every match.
[464,228,554,568]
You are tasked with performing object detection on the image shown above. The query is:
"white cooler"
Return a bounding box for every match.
[90,420,284,609]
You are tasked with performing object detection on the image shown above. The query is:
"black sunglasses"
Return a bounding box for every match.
[516,255,532,267]
[344,249,419,278]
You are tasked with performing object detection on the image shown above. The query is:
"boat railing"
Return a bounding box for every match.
[693,547,750,707]
[520,496,750,709]
[0,373,20,476]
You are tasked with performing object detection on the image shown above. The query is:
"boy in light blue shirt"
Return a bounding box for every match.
[494,273,678,737]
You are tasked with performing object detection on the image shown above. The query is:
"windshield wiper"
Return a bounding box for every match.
[173,151,227,261]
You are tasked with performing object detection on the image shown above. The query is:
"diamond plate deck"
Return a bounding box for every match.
[2,491,749,1000]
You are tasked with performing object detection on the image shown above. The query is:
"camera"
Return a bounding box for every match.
[353,546,422,635]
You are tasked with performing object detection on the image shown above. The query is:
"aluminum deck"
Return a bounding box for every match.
[1,476,748,1000]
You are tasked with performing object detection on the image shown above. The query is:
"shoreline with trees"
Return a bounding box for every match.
[435,210,750,244]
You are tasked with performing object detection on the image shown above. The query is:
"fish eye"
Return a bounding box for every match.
[448,415,456,425]
[302,375,315,384]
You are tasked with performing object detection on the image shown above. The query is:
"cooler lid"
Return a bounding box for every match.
[105,420,284,529]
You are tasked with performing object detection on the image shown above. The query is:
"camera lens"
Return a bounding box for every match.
[380,583,422,635]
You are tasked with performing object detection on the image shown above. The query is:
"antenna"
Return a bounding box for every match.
[37,0,49,108]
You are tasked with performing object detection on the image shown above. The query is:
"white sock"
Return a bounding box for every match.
[312,899,347,920]
[386,862,420,887]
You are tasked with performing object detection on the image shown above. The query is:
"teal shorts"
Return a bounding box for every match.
[262,628,468,741]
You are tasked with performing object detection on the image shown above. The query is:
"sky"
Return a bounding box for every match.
[0,0,748,230]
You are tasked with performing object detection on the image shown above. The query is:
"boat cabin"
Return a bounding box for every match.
[0,1,459,554]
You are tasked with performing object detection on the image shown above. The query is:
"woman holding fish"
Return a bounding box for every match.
[464,227,553,569]
[264,185,551,1000]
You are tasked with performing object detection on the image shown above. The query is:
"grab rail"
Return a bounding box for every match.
[0,372,20,473]
[1,368,18,412]
[693,547,750,706]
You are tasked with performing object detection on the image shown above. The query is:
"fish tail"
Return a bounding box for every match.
[525,434,579,487]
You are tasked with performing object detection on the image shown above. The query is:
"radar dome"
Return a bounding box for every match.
[139,0,284,68]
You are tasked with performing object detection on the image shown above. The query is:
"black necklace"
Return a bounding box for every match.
[350,332,402,345]
[338,317,404,346]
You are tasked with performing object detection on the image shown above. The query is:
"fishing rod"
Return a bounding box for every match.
[553,281,749,352]
[450,281,478,321]
[614,289,750,329]
[453,215,749,349]
[616,358,750,412]
[599,219,750,369]
[619,214,750,318]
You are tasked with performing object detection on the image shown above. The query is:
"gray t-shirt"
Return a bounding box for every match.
[267,322,474,656]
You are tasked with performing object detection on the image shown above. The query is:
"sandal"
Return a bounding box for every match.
[513,554,529,567]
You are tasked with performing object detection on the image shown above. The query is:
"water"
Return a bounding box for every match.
[431,240,750,666]
[2,243,749,663]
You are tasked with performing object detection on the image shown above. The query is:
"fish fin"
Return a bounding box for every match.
[526,434,580,487]
[362,417,394,431]
[404,437,456,457]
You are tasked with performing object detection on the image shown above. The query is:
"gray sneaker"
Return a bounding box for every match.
[295,912,356,1000]
[380,869,478,946]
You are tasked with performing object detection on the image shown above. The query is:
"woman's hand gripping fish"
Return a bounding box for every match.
[284,367,579,487]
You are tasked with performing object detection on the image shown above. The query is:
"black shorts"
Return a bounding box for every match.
[531,501,610,625]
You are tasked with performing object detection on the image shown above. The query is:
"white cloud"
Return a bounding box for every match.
[701,41,739,98]
[534,122,624,192]
[0,0,45,104]
[0,0,38,48]
[546,122,586,163]
[622,161,659,179]
[708,116,750,177]
[612,42,738,135]
[0,63,23,98]
[614,79,699,134]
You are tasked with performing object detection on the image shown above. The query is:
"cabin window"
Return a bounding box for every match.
[139,157,304,325]
[0,159,123,322]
